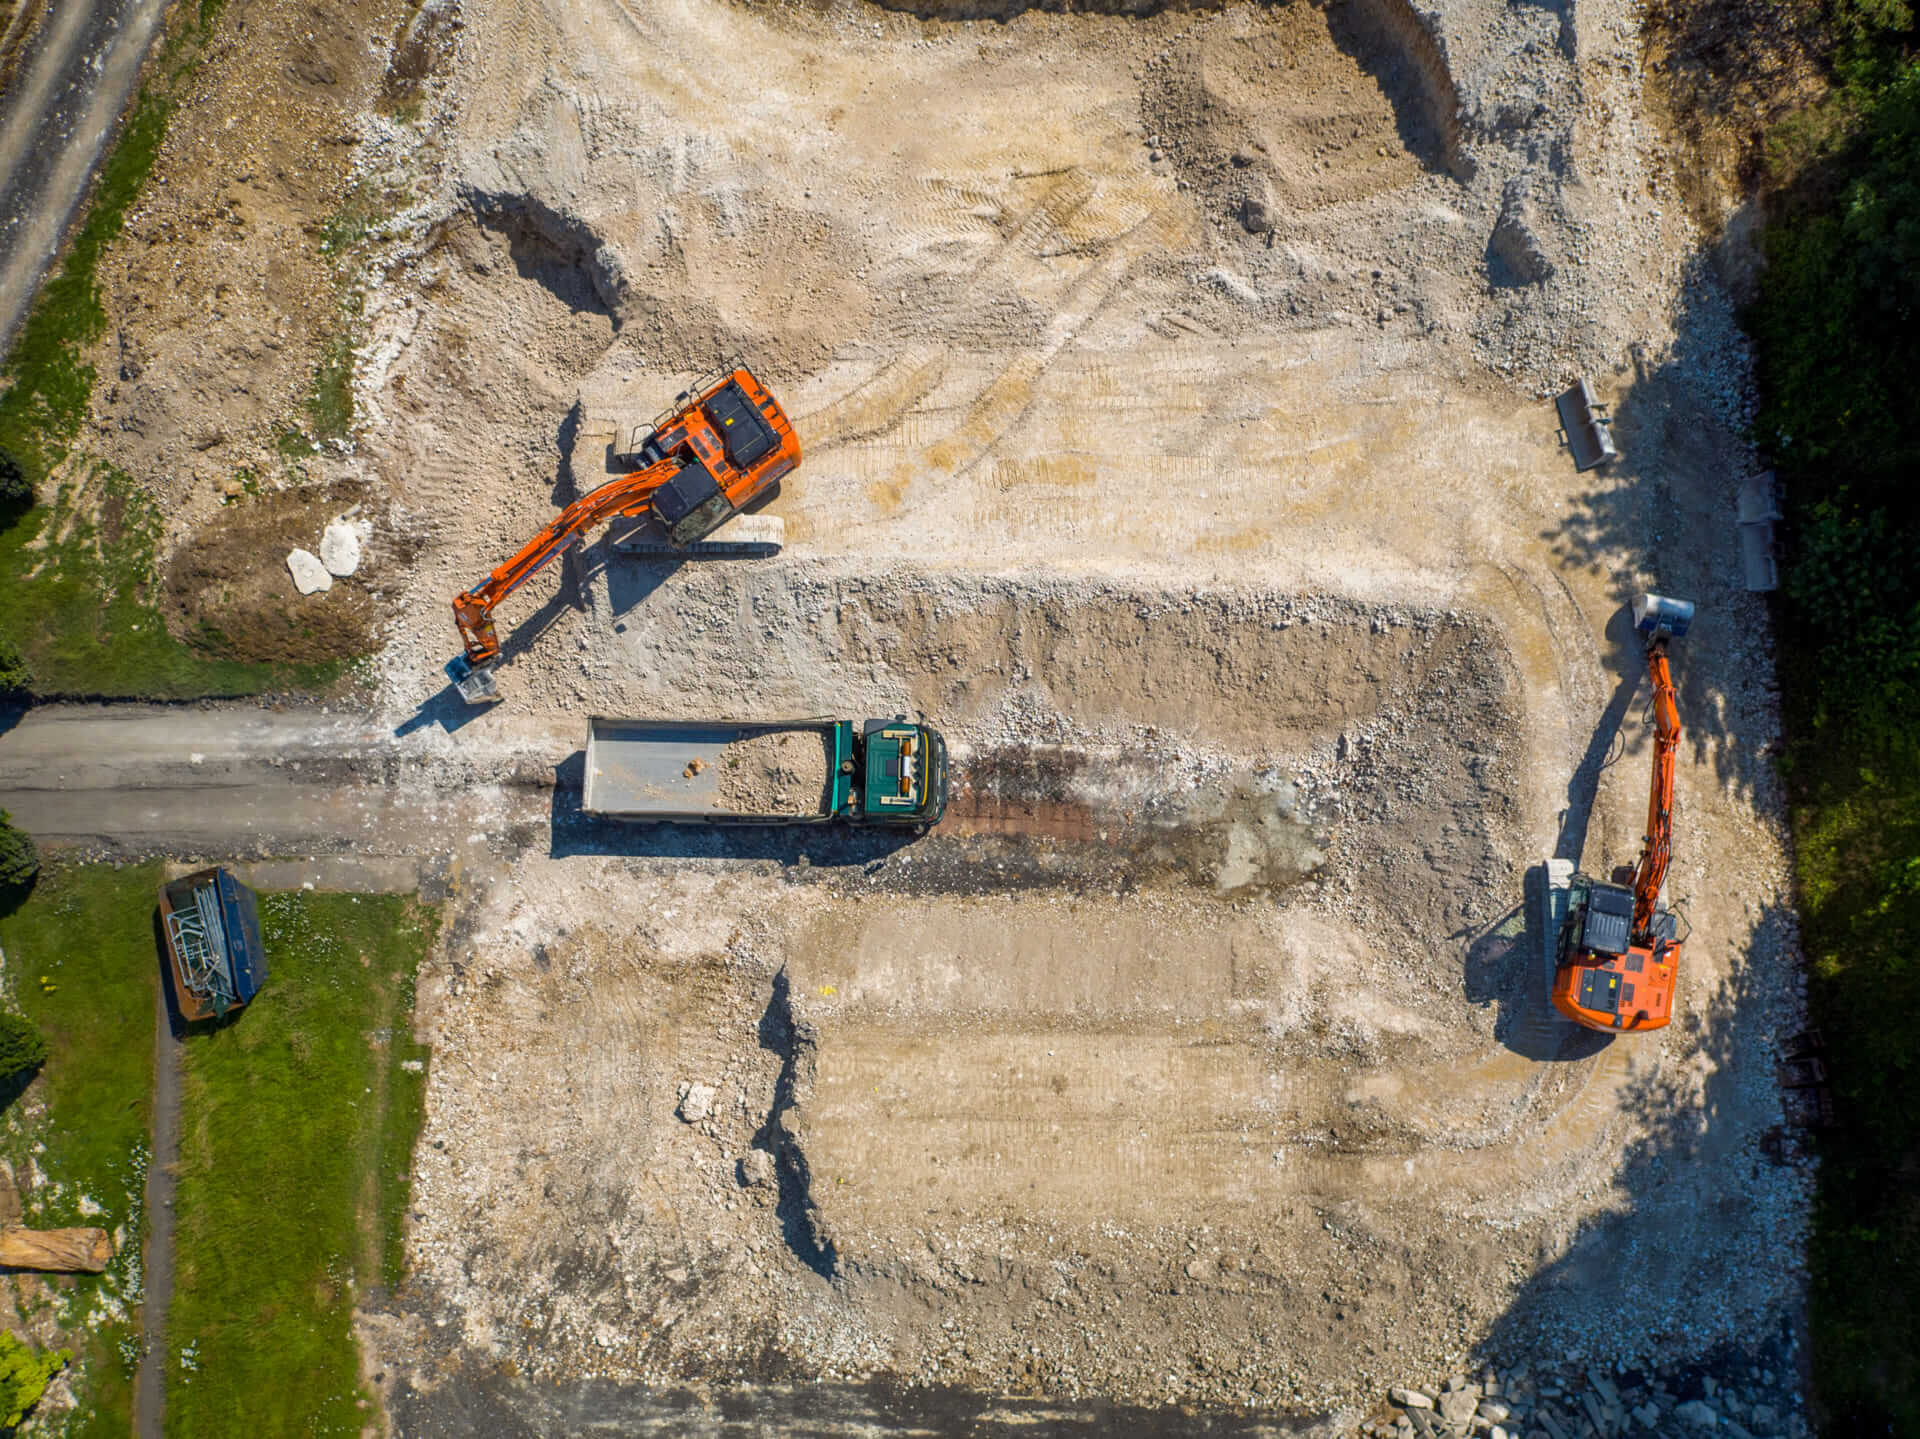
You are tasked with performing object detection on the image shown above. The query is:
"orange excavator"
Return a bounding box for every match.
[447,365,800,702]
[1550,594,1695,1033]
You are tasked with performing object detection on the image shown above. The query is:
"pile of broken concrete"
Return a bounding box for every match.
[1369,1363,1808,1439]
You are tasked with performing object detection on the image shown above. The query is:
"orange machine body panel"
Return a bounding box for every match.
[451,366,798,669]
[1550,879,1680,1032]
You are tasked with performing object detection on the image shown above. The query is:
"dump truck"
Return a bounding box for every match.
[157,867,268,1022]
[584,716,948,827]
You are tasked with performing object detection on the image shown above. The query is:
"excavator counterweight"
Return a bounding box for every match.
[446,365,799,702]
[1549,594,1696,1033]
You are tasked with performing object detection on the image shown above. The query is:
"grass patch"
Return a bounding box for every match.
[305,330,357,445]
[166,891,435,1438]
[0,862,164,1439]
[0,463,342,697]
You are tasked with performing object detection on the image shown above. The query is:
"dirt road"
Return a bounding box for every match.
[0,0,168,351]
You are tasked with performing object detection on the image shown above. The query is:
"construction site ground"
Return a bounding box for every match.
[13,0,1814,1426]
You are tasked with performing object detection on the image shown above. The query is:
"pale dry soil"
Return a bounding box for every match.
[28,0,1811,1424]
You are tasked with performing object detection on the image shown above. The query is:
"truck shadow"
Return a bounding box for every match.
[545,751,919,867]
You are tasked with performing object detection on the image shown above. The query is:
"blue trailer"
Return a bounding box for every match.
[157,868,268,1022]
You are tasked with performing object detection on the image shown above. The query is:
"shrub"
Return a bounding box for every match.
[0,813,37,890]
[0,1330,68,1427]
[0,636,29,697]
[0,1013,46,1082]
[0,449,26,510]
[1783,498,1920,729]
[1752,60,1920,489]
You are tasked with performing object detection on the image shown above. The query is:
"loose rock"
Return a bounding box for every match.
[319,517,363,576]
[286,548,332,594]
[677,1082,716,1123]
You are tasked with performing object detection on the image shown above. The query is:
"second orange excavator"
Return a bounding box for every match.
[1549,594,1696,1033]
[447,365,800,702]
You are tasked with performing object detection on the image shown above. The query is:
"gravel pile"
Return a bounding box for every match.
[1370,1359,1810,1439]
[714,730,832,817]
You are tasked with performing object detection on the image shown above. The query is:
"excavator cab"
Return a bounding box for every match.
[651,462,735,547]
[1552,876,1677,1031]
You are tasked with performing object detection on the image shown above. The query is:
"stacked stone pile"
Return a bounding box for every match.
[1365,1362,1808,1439]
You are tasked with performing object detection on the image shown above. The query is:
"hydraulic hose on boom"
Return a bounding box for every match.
[445,365,800,703]
[1631,640,1682,941]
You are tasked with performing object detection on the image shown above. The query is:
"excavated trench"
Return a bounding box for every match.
[856,0,1466,185]
[578,566,1525,945]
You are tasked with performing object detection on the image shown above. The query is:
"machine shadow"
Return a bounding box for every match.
[602,548,687,622]
[1554,603,1646,868]
[394,683,490,737]
[546,751,918,868]
[1463,601,1658,1061]
[1462,871,1611,1063]
[1541,296,1785,825]
[1468,897,1807,1394]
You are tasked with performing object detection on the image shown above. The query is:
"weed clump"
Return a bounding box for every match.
[0,1332,70,1428]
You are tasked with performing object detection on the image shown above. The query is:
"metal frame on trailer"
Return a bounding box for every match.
[163,881,238,1012]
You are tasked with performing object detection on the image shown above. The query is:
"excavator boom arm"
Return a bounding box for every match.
[1631,644,1683,937]
[452,460,677,666]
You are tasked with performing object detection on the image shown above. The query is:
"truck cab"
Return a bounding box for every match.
[845,718,947,826]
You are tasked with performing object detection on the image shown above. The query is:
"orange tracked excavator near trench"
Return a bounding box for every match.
[447,365,800,702]
[1550,594,1696,1033]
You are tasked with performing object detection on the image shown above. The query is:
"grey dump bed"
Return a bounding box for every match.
[584,716,833,819]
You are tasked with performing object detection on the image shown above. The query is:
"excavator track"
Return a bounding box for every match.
[611,513,785,558]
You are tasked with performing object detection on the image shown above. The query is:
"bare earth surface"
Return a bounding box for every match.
[7,0,1817,1428]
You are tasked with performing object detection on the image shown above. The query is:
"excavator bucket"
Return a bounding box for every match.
[1632,593,1694,642]
[447,655,501,705]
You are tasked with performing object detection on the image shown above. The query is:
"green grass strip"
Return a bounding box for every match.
[166,891,435,1438]
[0,89,168,485]
[0,862,164,1439]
